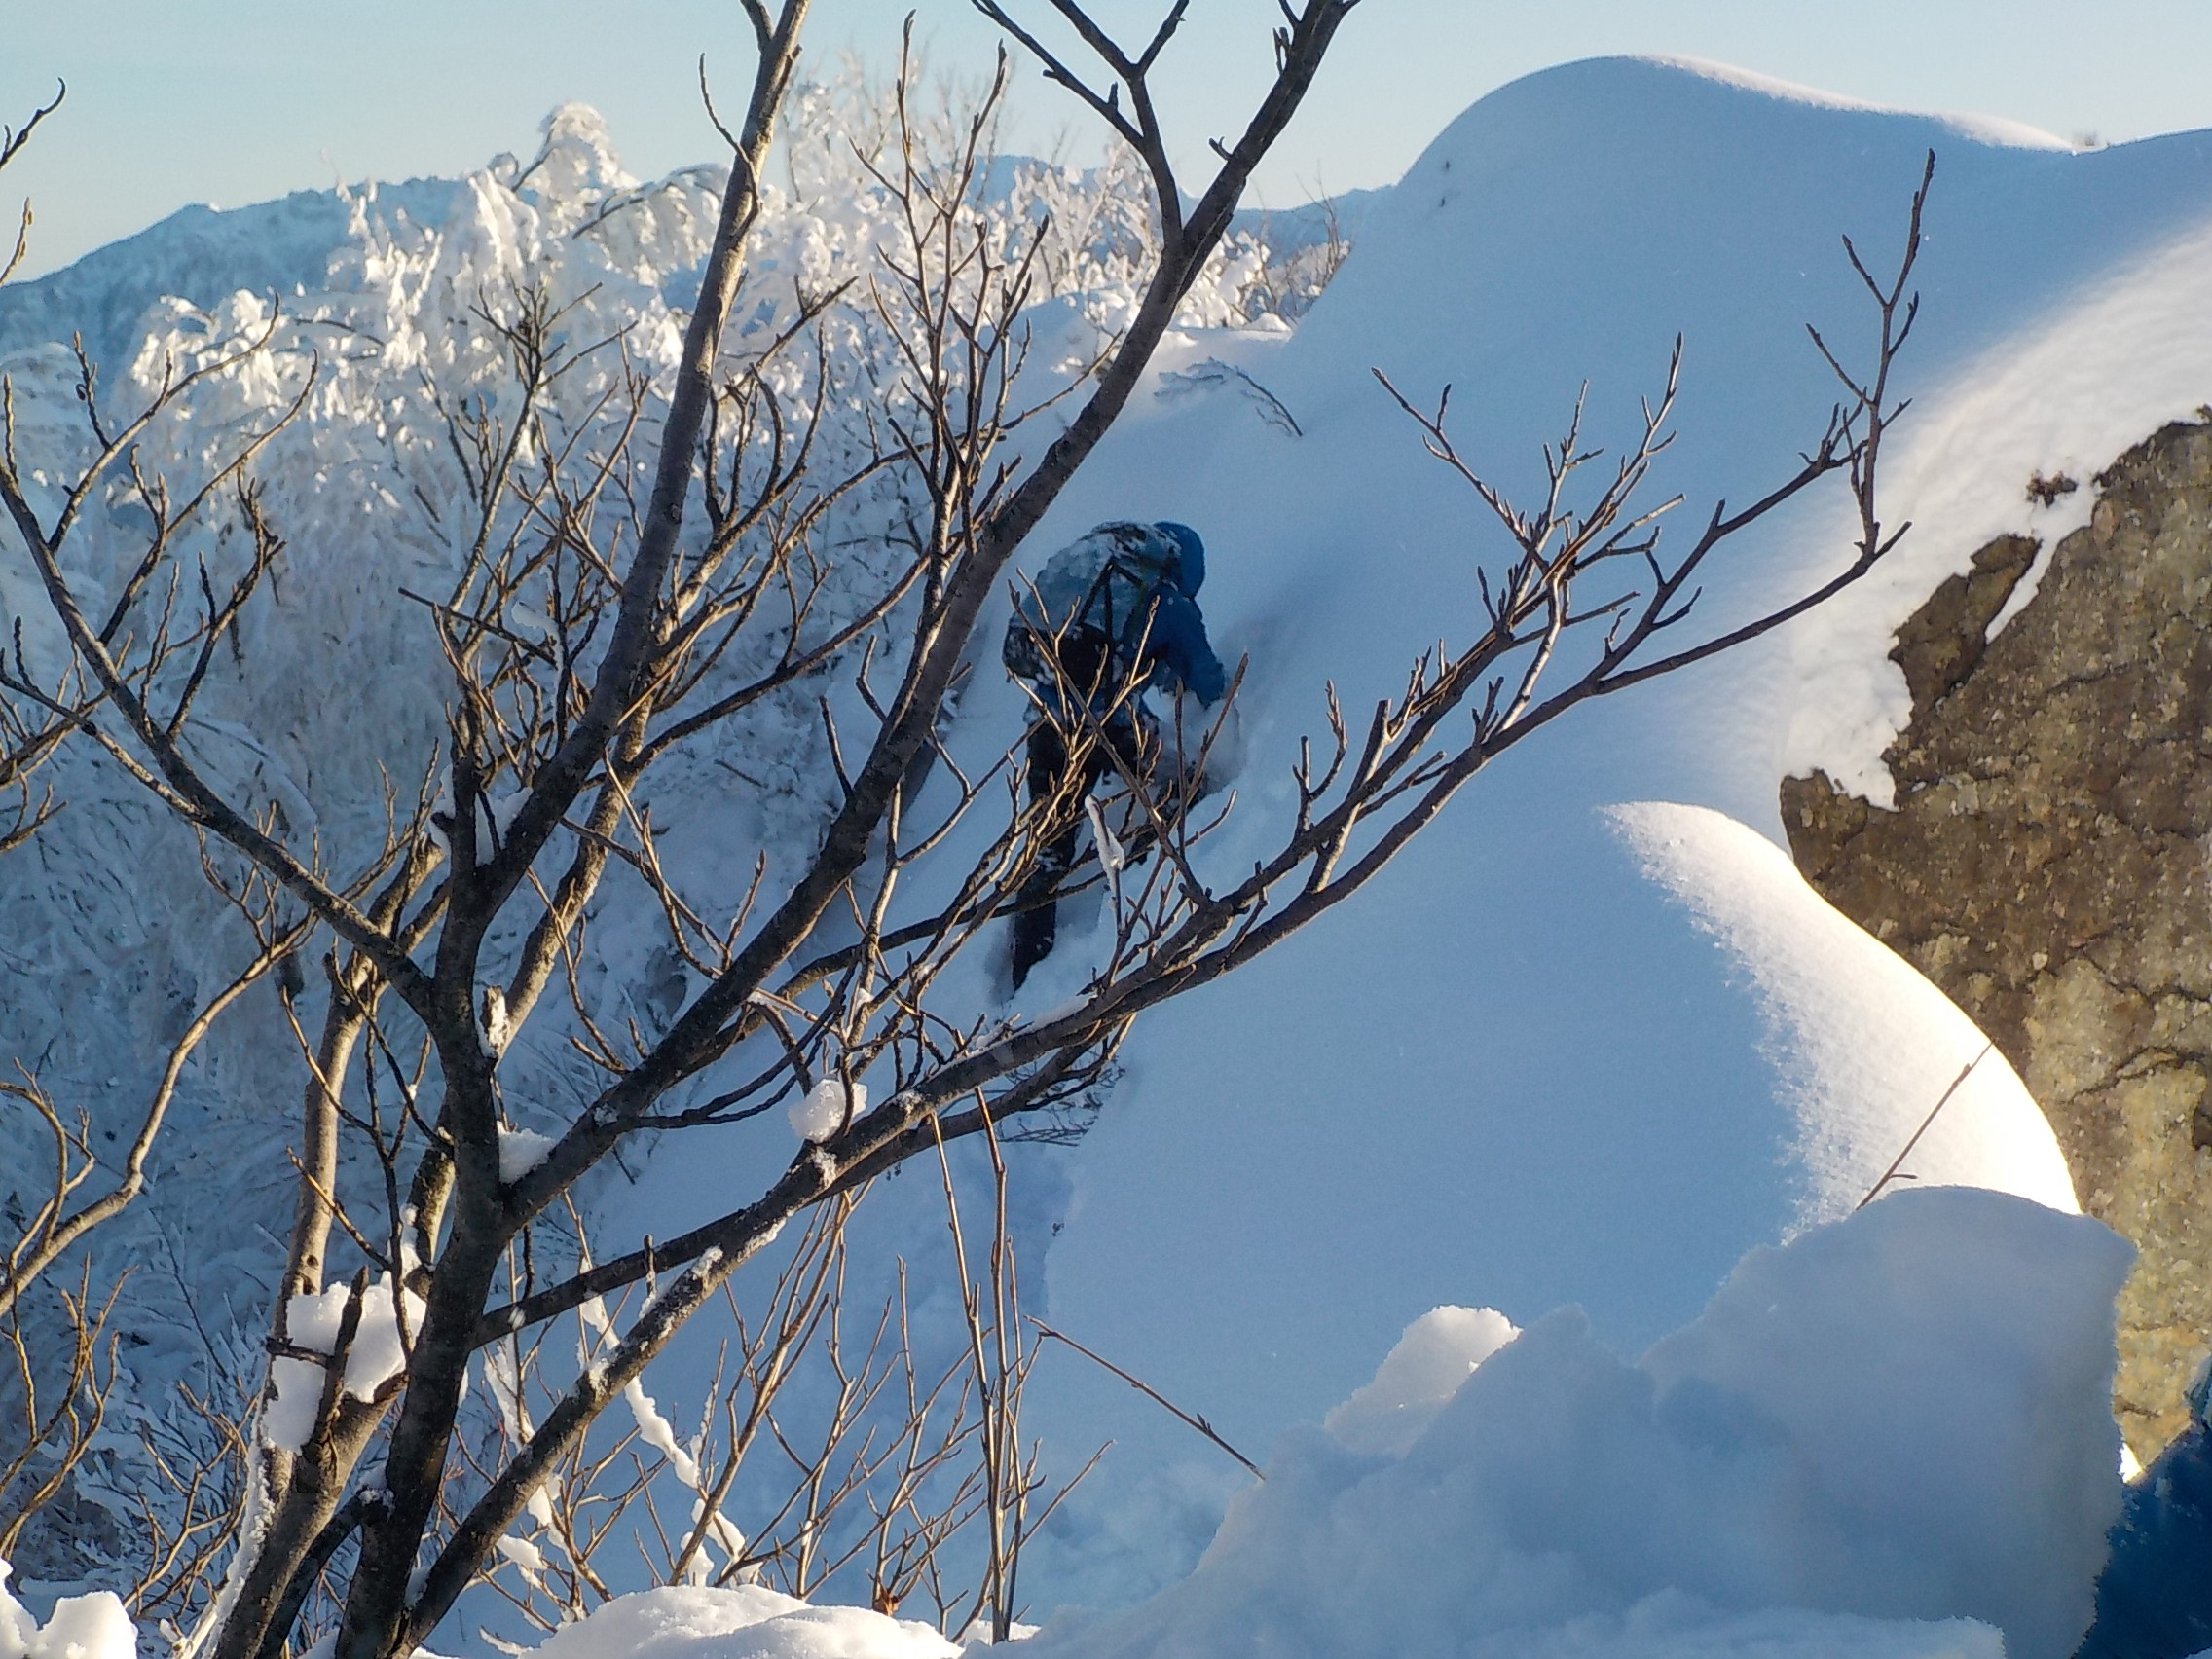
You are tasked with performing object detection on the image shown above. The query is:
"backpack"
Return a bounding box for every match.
[1002,523,1180,696]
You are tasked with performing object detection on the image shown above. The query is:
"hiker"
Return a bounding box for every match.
[2077,1362,2212,1659]
[1001,520,1227,988]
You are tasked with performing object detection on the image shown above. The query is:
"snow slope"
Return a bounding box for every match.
[959,55,2212,1604]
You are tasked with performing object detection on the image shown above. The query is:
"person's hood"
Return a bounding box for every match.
[1156,521,1205,597]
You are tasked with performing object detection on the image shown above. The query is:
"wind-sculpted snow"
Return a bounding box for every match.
[1026,1189,2128,1659]
[1608,803,2076,1220]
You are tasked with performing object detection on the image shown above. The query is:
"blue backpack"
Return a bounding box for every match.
[1002,522,1183,695]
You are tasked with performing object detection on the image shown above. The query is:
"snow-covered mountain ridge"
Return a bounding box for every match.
[0,128,1376,387]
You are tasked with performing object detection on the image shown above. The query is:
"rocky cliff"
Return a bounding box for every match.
[1786,418,2212,1456]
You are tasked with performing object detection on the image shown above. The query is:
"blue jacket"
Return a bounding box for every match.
[2078,1370,2212,1659]
[1144,574,1228,708]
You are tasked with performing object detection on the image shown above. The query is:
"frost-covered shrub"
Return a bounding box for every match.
[0,86,1308,1612]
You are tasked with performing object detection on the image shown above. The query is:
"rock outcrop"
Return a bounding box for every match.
[1785,419,2212,1456]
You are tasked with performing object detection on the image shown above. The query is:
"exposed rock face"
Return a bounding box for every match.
[1784,419,2212,1457]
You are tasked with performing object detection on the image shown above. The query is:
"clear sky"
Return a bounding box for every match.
[5,0,2211,280]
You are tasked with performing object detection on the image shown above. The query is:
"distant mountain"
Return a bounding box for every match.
[0,178,461,376]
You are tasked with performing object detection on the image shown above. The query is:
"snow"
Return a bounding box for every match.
[0,1560,136,1659]
[3,46,2207,1656]
[522,1586,956,1659]
[1321,1306,1520,1458]
[1608,802,2078,1221]
[974,55,2212,1604]
[1640,55,2072,152]
[789,1080,866,1145]
[621,1379,702,1489]
[1778,198,2212,800]
[1021,1189,2128,1659]
[265,1275,427,1452]
[498,1126,559,1185]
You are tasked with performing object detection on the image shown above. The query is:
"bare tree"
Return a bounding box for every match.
[0,4,1941,1657]
[0,86,327,1595]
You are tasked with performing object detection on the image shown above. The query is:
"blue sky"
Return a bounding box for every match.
[5,0,2211,279]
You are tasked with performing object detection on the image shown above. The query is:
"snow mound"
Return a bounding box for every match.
[526,1585,956,1659]
[1027,1188,2129,1659]
[0,1559,136,1659]
[1608,802,2078,1221]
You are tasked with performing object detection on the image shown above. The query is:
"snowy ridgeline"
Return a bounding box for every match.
[0,1188,2133,1659]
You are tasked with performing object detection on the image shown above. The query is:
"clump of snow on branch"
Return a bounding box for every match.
[497,1126,558,1185]
[264,1276,426,1453]
[621,1379,701,1489]
[790,1079,866,1143]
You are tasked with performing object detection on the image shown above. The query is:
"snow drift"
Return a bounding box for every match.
[461,1187,2131,1659]
[1027,1188,2131,1659]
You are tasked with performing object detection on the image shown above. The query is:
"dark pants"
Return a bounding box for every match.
[1010,716,1155,989]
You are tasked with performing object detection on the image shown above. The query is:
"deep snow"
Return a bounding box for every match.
[971,55,2212,1604]
[3,1186,2130,1659]
[1020,1188,2130,1659]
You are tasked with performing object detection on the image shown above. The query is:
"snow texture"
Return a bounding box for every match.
[523,1585,957,1659]
[1025,1189,2128,1659]
[0,1560,136,1659]
[789,1081,866,1145]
